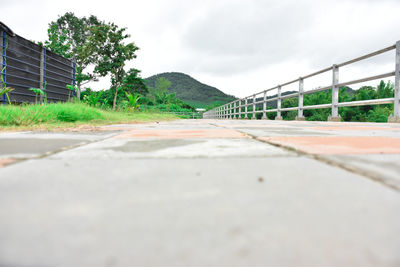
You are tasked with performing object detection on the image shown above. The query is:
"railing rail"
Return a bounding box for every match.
[203,41,400,123]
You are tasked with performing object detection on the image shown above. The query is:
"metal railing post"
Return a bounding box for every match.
[1,31,6,104]
[39,48,46,103]
[224,105,227,119]
[239,99,242,119]
[296,77,305,121]
[236,101,239,119]
[389,41,400,123]
[276,85,283,120]
[328,64,341,121]
[262,91,267,120]
[252,94,256,119]
[233,101,237,119]
[245,98,248,119]
[72,60,77,99]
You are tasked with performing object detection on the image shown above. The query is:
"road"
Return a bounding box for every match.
[0,119,400,267]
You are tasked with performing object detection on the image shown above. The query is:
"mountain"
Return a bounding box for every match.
[145,72,236,108]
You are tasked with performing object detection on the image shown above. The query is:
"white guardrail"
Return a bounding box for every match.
[203,41,400,123]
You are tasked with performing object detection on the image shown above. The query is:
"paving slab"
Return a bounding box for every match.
[0,157,399,267]
[0,131,118,159]
[0,119,399,267]
[50,138,292,159]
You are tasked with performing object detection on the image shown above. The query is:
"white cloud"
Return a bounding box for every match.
[2,0,400,97]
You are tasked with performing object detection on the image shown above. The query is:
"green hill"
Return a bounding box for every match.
[145,72,236,108]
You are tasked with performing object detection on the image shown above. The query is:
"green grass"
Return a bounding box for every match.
[0,103,179,130]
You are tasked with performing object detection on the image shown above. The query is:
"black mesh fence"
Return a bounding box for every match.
[1,28,75,104]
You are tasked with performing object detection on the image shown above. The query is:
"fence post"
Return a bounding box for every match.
[276,85,283,120]
[224,105,227,119]
[262,91,267,120]
[238,99,242,119]
[1,31,6,104]
[328,64,341,121]
[72,60,77,99]
[245,98,248,119]
[296,77,305,121]
[252,94,256,119]
[233,101,237,119]
[236,101,239,119]
[39,48,46,103]
[389,41,400,123]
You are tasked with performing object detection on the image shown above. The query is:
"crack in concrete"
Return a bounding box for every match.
[0,131,123,168]
[210,122,400,193]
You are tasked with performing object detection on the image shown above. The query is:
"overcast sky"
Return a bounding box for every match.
[2,0,400,97]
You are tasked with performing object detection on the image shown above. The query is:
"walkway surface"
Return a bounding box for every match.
[0,119,400,267]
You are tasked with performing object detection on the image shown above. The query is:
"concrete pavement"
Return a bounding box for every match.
[0,119,400,267]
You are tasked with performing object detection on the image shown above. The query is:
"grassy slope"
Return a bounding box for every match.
[0,103,178,130]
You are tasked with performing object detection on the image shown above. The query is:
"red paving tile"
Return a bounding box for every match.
[0,158,16,168]
[308,126,400,131]
[259,136,400,155]
[114,129,246,139]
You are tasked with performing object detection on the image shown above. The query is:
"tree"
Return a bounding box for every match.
[155,77,171,93]
[44,12,103,98]
[121,68,148,96]
[146,77,171,104]
[87,22,139,109]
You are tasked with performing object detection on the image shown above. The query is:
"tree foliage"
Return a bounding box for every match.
[44,12,104,96]
[86,22,139,109]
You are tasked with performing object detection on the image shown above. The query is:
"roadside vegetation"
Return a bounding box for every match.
[0,12,194,130]
[0,102,178,130]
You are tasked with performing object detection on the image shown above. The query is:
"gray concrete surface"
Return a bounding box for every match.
[0,119,399,267]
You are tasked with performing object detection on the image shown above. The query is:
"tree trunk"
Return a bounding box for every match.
[113,84,118,110]
[77,83,81,101]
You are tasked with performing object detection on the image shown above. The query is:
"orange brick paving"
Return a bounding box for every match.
[259,136,400,155]
[308,126,400,131]
[0,158,16,168]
